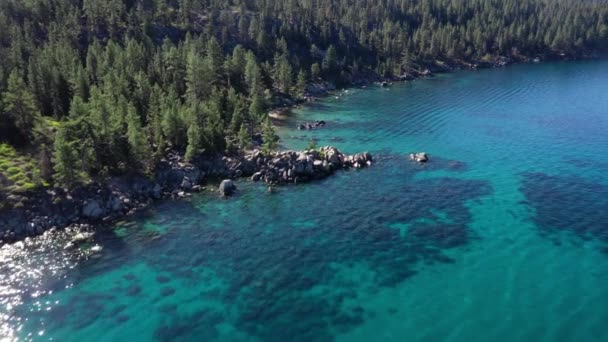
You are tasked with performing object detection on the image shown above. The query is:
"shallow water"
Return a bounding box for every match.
[2,60,608,341]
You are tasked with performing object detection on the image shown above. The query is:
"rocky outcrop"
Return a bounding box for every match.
[297,120,326,130]
[155,152,205,190]
[0,147,373,245]
[219,180,236,196]
[409,152,429,163]
[0,174,159,244]
[399,73,416,81]
[243,146,372,185]
[82,200,104,220]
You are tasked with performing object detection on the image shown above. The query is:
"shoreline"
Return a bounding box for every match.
[280,51,603,117]
[0,147,372,246]
[0,52,602,247]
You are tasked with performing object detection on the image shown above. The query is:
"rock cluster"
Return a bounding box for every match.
[245,147,372,184]
[0,176,159,244]
[297,120,326,130]
[409,152,429,163]
[0,146,372,245]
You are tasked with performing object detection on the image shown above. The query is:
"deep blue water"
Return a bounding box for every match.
[2,60,608,341]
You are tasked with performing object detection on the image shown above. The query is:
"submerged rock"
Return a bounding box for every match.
[219,180,237,196]
[0,145,373,246]
[409,152,429,163]
[297,120,327,130]
[72,231,94,244]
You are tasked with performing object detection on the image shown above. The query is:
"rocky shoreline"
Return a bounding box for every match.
[0,51,599,247]
[0,147,372,246]
[299,51,601,102]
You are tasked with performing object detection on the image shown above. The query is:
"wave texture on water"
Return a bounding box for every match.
[2,60,608,341]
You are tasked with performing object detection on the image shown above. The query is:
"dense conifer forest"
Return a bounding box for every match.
[0,0,607,192]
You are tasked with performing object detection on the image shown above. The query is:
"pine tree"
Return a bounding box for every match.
[296,69,308,96]
[2,70,40,144]
[161,92,185,148]
[245,52,264,97]
[261,117,279,154]
[39,143,53,183]
[248,91,266,122]
[322,45,338,74]
[126,103,152,170]
[273,53,293,93]
[185,48,210,102]
[311,63,321,80]
[185,119,202,161]
[237,125,250,150]
[53,127,79,187]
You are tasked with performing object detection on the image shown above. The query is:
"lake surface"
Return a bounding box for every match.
[2,60,608,341]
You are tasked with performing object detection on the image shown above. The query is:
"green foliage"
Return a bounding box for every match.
[0,0,605,191]
[52,126,81,187]
[273,53,293,94]
[311,63,321,80]
[185,121,203,161]
[261,117,279,154]
[249,92,266,122]
[126,103,152,170]
[1,70,41,144]
[296,69,308,96]
[322,45,338,74]
[306,139,318,151]
[237,126,251,150]
[0,143,43,193]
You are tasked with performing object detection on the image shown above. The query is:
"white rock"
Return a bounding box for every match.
[90,245,103,253]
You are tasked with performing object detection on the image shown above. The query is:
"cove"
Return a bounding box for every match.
[2,60,608,341]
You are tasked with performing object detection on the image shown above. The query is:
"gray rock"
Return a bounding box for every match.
[251,172,263,182]
[72,232,94,244]
[82,200,104,220]
[109,196,124,212]
[400,73,415,81]
[181,177,193,190]
[91,244,103,253]
[409,152,428,163]
[219,180,237,196]
[152,184,162,199]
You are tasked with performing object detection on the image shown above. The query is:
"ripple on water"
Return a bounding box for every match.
[0,228,92,339]
[4,61,608,341]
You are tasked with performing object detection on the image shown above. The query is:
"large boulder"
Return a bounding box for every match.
[152,184,162,199]
[251,172,263,182]
[218,180,237,196]
[180,177,193,190]
[108,195,125,212]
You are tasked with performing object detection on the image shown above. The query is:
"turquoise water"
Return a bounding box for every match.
[2,60,608,341]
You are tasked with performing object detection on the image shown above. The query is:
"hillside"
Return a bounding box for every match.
[0,0,607,196]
